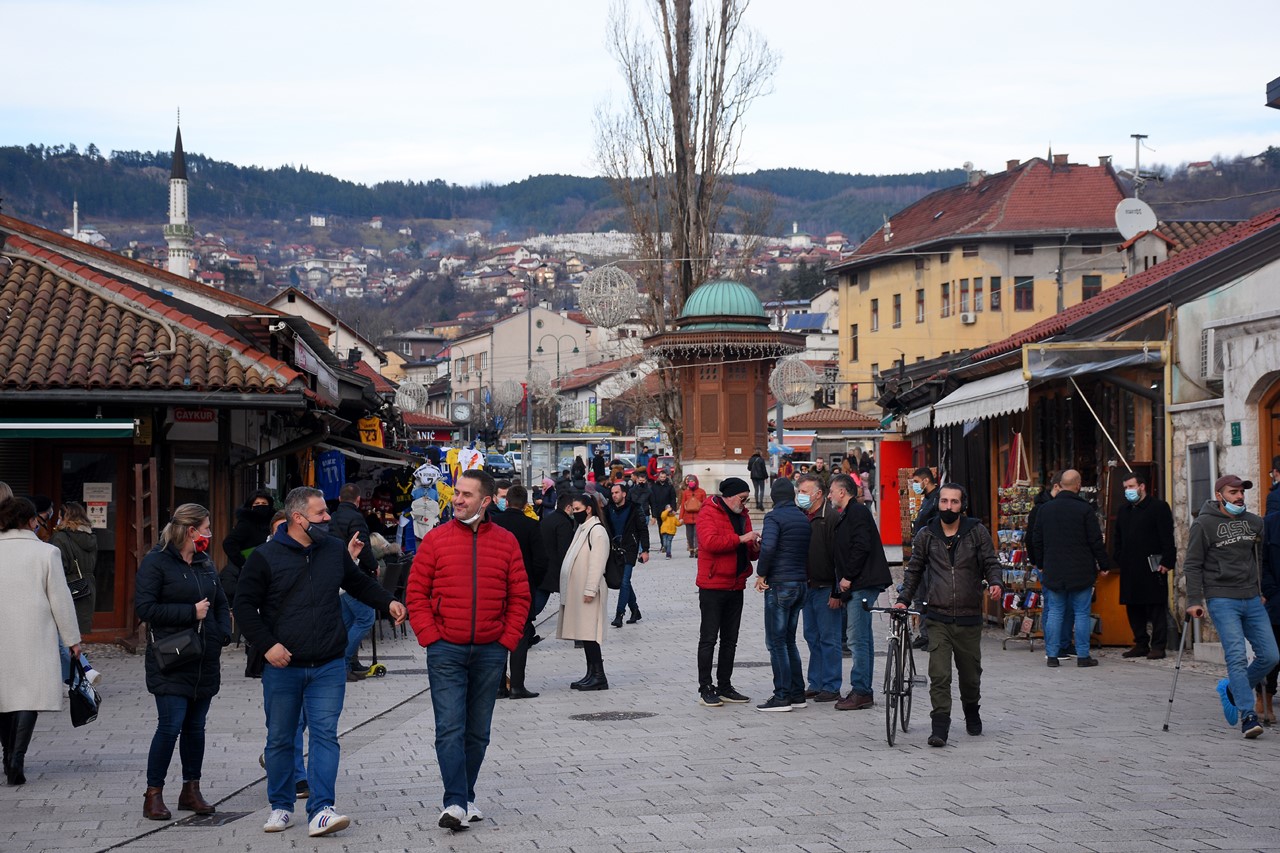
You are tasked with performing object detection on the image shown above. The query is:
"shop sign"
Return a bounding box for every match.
[84,482,112,530]
[1230,421,1242,446]
[134,414,153,446]
[174,407,217,424]
[294,339,341,406]
[588,396,598,427]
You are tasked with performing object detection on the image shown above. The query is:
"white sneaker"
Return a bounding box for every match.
[466,802,483,822]
[438,804,467,830]
[307,806,350,837]
[263,809,292,832]
[84,667,102,686]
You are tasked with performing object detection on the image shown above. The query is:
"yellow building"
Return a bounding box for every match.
[830,155,1139,411]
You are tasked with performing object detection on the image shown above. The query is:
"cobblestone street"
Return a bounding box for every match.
[3,550,1278,853]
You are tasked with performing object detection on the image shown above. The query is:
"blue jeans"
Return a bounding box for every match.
[802,586,843,694]
[262,657,346,819]
[1206,596,1280,714]
[426,640,509,810]
[845,587,883,696]
[341,594,376,668]
[764,581,806,701]
[530,588,552,620]
[1043,587,1094,658]
[58,641,92,684]
[615,563,638,617]
[147,693,214,787]
[660,533,674,557]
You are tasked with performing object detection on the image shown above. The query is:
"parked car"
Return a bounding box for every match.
[656,455,676,473]
[505,450,522,470]
[485,453,515,477]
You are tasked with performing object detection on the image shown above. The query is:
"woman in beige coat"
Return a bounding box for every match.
[0,496,82,785]
[558,493,610,691]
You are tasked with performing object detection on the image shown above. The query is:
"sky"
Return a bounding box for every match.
[6,0,1278,187]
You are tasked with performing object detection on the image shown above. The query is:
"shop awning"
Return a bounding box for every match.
[0,419,136,438]
[904,406,933,435]
[318,435,423,467]
[932,369,1028,428]
[1024,348,1164,380]
[779,432,815,452]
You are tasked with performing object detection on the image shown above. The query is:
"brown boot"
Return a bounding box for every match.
[178,780,215,815]
[1265,693,1276,725]
[143,786,172,821]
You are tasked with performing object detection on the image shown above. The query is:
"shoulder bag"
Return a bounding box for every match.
[587,526,624,590]
[150,622,204,674]
[67,554,93,600]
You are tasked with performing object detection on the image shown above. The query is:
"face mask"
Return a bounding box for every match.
[306,521,330,539]
[1224,501,1247,516]
[796,493,813,510]
[250,504,274,519]
[938,509,961,524]
[911,482,924,495]
[192,533,211,553]
[495,498,508,512]
[1124,489,1140,503]
[573,510,589,525]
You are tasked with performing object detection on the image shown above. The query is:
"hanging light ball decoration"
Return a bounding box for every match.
[578,265,640,329]
[493,378,524,410]
[769,356,819,407]
[525,365,552,400]
[394,380,429,413]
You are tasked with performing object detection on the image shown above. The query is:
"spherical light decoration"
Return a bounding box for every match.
[493,379,524,409]
[769,356,819,407]
[579,265,640,329]
[394,380,429,413]
[526,365,552,398]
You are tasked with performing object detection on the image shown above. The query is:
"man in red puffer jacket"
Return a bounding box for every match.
[694,477,761,709]
[406,469,530,831]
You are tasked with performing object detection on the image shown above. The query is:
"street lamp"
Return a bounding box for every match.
[537,333,580,430]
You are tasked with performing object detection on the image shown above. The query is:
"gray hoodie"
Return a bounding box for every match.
[1184,499,1264,606]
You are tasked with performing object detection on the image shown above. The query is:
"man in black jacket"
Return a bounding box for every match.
[830,474,893,711]
[648,470,677,523]
[1111,471,1177,660]
[490,484,547,699]
[749,450,769,511]
[605,482,650,628]
[629,471,653,523]
[1030,469,1111,668]
[235,486,405,837]
[329,484,379,680]
[796,473,842,703]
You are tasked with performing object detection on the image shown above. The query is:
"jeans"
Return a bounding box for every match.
[752,479,766,507]
[341,594,376,668]
[926,620,982,716]
[845,587,883,696]
[697,588,744,689]
[1206,597,1280,715]
[262,657,346,819]
[426,640,509,810]
[530,588,552,620]
[764,581,806,701]
[802,586,842,694]
[147,694,213,787]
[660,533,674,557]
[1043,586,1094,658]
[615,563,638,617]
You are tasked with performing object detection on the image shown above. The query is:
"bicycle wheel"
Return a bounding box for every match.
[900,637,914,733]
[884,636,900,746]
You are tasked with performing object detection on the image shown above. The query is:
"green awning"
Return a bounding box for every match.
[0,419,137,439]
[879,414,896,429]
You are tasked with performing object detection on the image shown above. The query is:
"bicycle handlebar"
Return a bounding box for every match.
[862,599,925,617]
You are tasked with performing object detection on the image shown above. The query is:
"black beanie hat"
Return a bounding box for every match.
[719,477,750,497]
[770,477,795,503]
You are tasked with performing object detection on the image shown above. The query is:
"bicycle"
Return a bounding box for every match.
[863,600,924,747]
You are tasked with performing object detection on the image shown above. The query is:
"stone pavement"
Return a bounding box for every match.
[4,547,1280,853]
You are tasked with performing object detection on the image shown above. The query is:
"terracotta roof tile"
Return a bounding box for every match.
[401,411,455,429]
[1157,220,1240,255]
[353,361,399,394]
[782,407,881,429]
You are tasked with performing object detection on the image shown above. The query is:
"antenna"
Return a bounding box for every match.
[177,107,181,127]
[1131,133,1148,198]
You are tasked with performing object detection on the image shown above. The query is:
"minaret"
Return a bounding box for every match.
[163,121,195,278]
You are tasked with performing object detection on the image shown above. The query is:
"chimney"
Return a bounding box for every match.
[1099,155,1112,168]
[967,169,986,187]
[347,348,362,368]
[1052,153,1069,167]
[1006,159,1020,172]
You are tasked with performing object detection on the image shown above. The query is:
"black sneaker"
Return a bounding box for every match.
[911,635,928,650]
[1076,656,1099,668]
[699,687,723,707]
[1243,711,1264,739]
[1046,656,1060,668]
[756,696,792,712]
[716,686,750,703]
[296,780,310,799]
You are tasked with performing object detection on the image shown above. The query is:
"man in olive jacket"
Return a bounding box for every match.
[1030,469,1110,668]
[899,483,1003,746]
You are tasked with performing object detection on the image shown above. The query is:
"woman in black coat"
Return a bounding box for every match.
[135,503,231,822]
[218,491,275,601]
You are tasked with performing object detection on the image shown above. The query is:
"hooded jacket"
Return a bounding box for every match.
[912,485,940,534]
[695,496,759,590]
[51,527,98,587]
[755,479,810,584]
[1184,499,1264,607]
[1029,490,1111,592]
[900,517,1002,623]
[221,503,276,569]
[679,476,707,525]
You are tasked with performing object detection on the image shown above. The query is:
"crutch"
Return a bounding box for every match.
[1162,613,1194,732]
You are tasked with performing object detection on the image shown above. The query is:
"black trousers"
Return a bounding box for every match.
[1126,602,1168,649]
[752,479,766,508]
[698,589,744,689]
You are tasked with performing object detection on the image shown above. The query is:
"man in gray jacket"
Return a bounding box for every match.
[1185,474,1280,738]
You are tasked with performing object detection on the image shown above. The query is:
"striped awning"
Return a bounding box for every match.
[904,407,933,435]
[932,369,1029,428]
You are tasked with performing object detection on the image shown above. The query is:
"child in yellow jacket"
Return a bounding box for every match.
[659,505,680,559]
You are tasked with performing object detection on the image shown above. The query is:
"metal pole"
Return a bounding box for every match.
[1131,133,1147,199]
[525,281,533,486]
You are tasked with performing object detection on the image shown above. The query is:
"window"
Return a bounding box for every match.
[1014,243,1034,255]
[849,324,859,362]
[400,341,412,356]
[990,276,1002,311]
[974,277,984,311]
[1082,274,1102,301]
[870,299,879,332]
[939,250,950,265]
[1014,276,1034,311]
[959,279,970,313]
[941,282,951,317]
[1082,242,1103,255]
[850,272,860,286]
[870,362,880,378]
[962,244,979,258]
[914,257,926,271]
[892,293,902,328]
[916,288,925,323]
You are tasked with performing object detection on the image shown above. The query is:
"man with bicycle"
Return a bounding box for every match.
[897,483,1002,747]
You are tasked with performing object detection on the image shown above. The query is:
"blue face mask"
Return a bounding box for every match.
[495,498,508,512]
[796,493,813,510]
[1224,501,1247,516]
[911,482,924,495]
[1124,489,1140,503]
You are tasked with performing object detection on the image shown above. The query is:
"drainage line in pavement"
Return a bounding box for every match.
[95,610,558,852]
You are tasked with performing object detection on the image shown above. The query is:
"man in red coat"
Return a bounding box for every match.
[406,470,530,831]
[695,477,761,708]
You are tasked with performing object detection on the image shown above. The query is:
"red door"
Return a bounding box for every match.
[877,439,914,546]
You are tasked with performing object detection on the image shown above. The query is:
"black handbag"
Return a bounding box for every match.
[67,555,92,600]
[150,623,204,673]
[588,529,625,590]
[68,659,101,727]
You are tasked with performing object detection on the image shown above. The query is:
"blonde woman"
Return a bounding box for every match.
[559,493,610,691]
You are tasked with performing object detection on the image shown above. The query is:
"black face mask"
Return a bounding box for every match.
[249,505,274,521]
[938,509,961,525]
[573,511,589,525]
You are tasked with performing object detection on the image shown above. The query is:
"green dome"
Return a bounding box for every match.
[678,280,768,330]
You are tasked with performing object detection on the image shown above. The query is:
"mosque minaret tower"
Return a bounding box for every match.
[163,122,195,278]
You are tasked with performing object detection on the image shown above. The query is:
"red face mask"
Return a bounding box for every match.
[193,533,211,553]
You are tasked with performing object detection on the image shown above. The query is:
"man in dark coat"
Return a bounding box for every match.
[1111,471,1176,660]
[648,470,677,523]
[830,474,893,711]
[796,473,842,702]
[748,451,769,511]
[753,477,812,711]
[329,484,379,679]
[489,484,548,699]
[591,449,607,484]
[1030,469,1111,668]
[907,467,941,649]
[540,493,575,608]
[604,482,650,627]
[629,471,653,523]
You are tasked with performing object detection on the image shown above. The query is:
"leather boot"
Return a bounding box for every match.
[143,786,172,820]
[569,666,593,689]
[7,711,36,785]
[0,712,13,778]
[610,613,624,628]
[627,607,642,624]
[962,703,982,736]
[575,664,609,691]
[496,673,511,699]
[927,713,950,747]
[177,780,215,815]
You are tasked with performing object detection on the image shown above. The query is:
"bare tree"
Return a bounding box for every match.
[596,0,776,463]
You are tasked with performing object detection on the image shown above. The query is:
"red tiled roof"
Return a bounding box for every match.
[401,411,456,429]
[782,407,881,429]
[1157,220,1240,256]
[832,158,1127,270]
[972,207,1280,360]
[553,355,645,393]
[353,361,398,394]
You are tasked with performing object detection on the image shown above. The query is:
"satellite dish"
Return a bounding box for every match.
[1115,198,1157,241]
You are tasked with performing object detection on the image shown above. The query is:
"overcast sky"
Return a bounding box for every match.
[6,0,1277,187]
